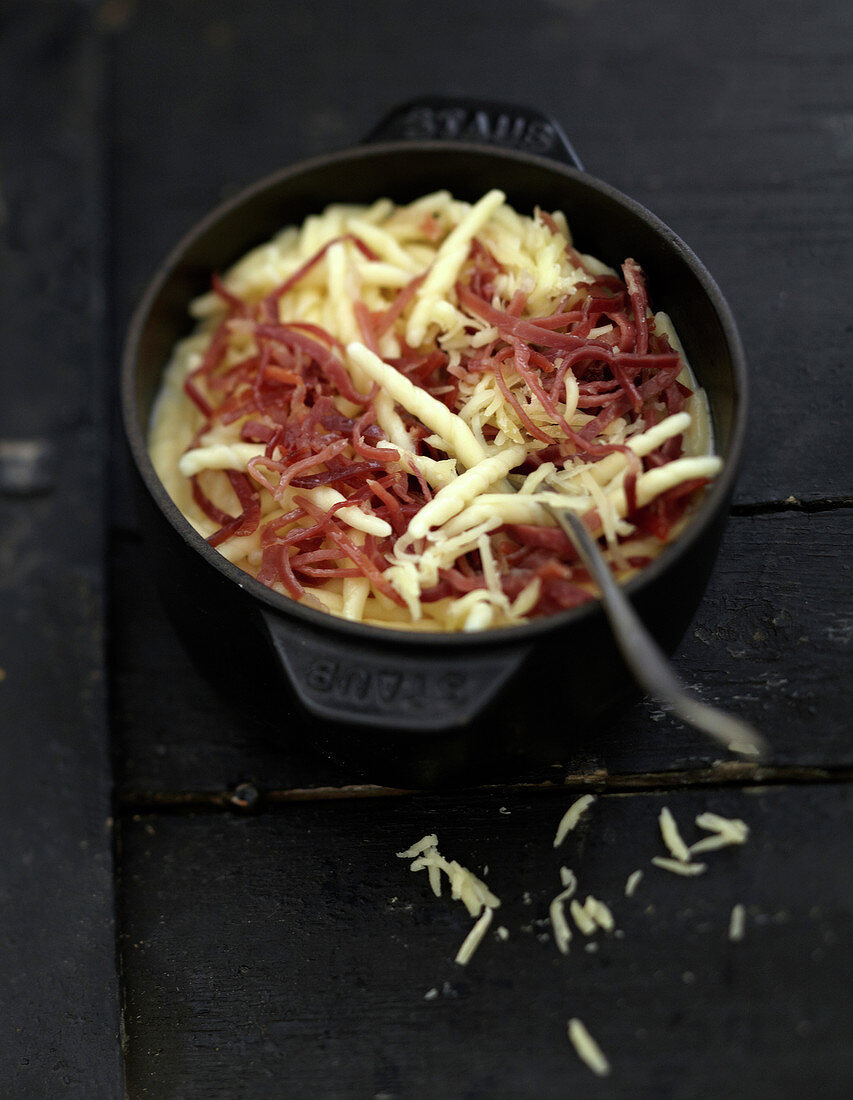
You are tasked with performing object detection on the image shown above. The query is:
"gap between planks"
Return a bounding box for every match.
[731,497,852,515]
[118,763,853,816]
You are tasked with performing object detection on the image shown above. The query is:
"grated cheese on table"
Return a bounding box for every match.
[549,868,578,956]
[396,834,439,859]
[570,898,598,936]
[567,1017,611,1077]
[651,856,708,877]
[728,903,747,942]
[690,812,750,855]
[584,896,615,932]
[398,834,501,966]
[397,797,754,1075]
[553,794,596,848]
[658,806,692,863]
[455,906,494,966]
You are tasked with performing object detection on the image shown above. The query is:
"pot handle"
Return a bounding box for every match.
[260,609,531,733]
[363,96,583,170]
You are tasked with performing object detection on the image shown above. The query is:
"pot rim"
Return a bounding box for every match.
[121,138,748,652]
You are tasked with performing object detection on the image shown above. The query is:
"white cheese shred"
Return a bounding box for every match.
[398,833,501,967]
[549,869,578,956]
[455,906,494,966]
[585,896,615,932]
[651,856,708,877]
[553,794,596,848]
[570,898,598,936]
[396,834,439,859]
[728,903,746,942]
[624,870,643,897]
[690,812,750,855]
[567,1017,611,1078]
[347,342,488,470]
[559,866,577,890]
[659,806,692,863]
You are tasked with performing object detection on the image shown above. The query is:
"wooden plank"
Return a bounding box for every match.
[0,4,123,1095]
[107,0,852,516]
[538,0,853,506]
[119,783,852,1097]
[112,509,853,797]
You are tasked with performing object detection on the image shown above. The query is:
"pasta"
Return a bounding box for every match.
[149,190,721,632]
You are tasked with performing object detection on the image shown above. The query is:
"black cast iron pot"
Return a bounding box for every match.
[121,98,748,788]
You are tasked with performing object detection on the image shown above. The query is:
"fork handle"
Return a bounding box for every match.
[552,507,766,757]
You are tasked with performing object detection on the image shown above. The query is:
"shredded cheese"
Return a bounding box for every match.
[550,868,578,956]
[691,812,750,854]
[570,898,598,936]
[584,896,615,932]
[455,906,494,966]
[348,342,488,470]
[553,795,596,848]
[398,834,501,967]
[406,444,526,540]
[651,856,708,877]
[658,806,692,863]
[396,834,439,859]
[406,189,507,346]
[567,1018,611,1078]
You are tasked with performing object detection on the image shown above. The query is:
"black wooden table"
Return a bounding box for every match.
[2,1,851,1096]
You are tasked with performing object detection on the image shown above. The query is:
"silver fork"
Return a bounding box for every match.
[510,479,766,758]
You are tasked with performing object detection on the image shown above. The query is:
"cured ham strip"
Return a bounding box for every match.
[295,495,406,606]
[622,258,650,356]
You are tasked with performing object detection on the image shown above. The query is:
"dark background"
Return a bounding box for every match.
[0,0,850,1096]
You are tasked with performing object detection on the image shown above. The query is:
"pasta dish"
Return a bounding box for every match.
[149,190,720,631]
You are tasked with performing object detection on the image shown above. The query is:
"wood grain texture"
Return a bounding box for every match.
[119,784,852,1098]
[94,0,852,1094]
[0,4,123,1096]
[112,509,853,796]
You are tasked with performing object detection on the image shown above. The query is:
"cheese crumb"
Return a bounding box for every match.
[567,1017,611,1077]
[729,903,746,942]
[624,869,643,897]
